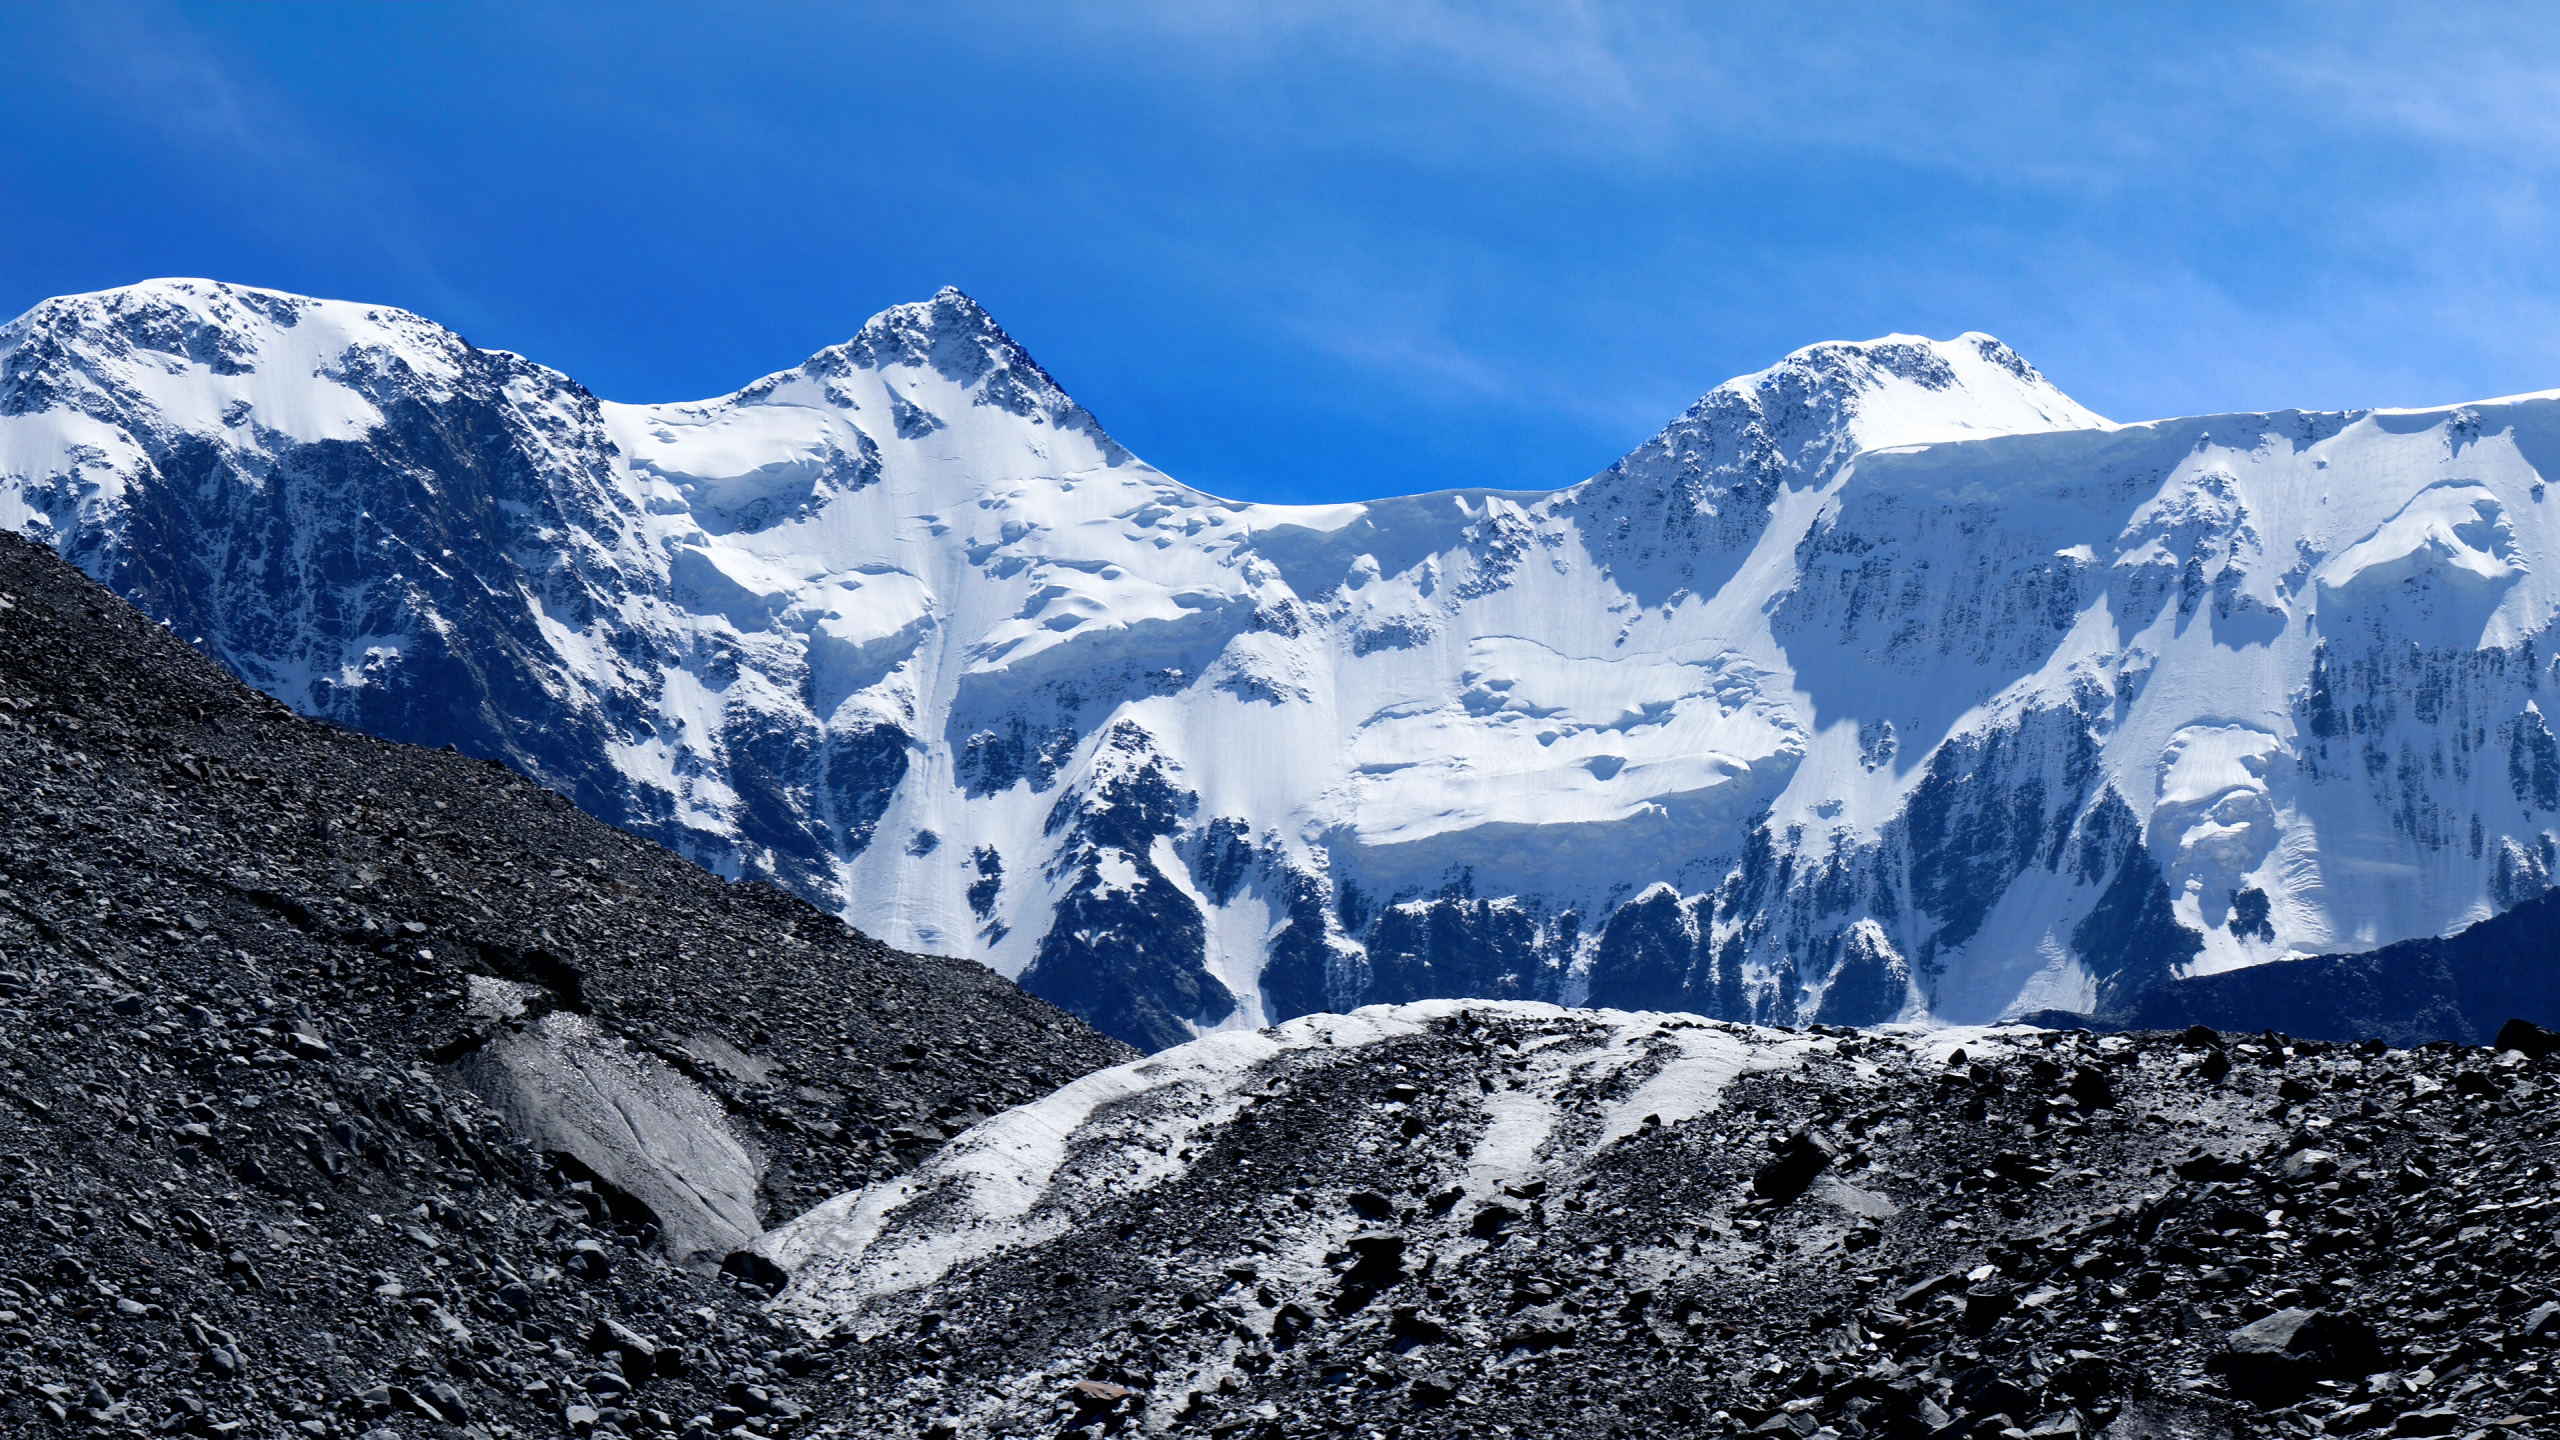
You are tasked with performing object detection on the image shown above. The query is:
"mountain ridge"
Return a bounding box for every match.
[5,277,2557,1051]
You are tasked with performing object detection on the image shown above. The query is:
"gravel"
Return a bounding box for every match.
[767,1010,2560,1440]
[0,530,1131,1439]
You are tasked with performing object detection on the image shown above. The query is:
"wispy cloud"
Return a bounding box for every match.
[13,3,471,323]
[13,1,2560,500]
[1014,1,2560,440]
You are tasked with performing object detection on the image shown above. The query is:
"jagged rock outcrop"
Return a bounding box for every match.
[2102,886,2560,1045]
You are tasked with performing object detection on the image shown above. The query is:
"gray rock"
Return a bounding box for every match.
[454,1012,762,1270]
[2212,1307,2382,1406]
[1500,1303,1575,1351]
[2278,1148,2337,1181]
[2494,1017,2560,1059]
[1753,1130,1837,1202]
[593,1318,659,1381]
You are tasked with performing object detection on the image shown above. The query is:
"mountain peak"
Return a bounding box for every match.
[1571,330,2106,566]
[758,288,1111,446]
[1726,330,2106,441]
[3,277,446,357]
[831,288,1057,387]
[0,277,489,447]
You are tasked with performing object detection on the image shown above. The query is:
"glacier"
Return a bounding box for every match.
[7,276,2560,1050]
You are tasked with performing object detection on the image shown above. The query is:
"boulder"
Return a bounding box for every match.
[2493,1017,2560,1059]
[452,1010,762,1270]
[2210,1307,2383,1405]
[1753,1130,1838,1202]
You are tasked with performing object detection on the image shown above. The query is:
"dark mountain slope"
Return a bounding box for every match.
[0,529,1129,1437]
[2054,892,2560,1047]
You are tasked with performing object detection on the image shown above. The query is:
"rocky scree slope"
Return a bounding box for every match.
[0,530,1130,1438]
[752,1004,2560,1440]
[17,279,2560,1052]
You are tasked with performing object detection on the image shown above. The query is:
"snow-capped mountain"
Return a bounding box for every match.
[7,278,2558,1051]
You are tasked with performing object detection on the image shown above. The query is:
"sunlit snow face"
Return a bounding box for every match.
[2150,723,2287,924]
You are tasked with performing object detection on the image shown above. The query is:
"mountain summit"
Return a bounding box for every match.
[5,278,2556,1051]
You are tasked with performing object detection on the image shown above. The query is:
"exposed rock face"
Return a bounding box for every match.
[0,531,1129,1438]
[756,1003,2560,1440]
[450,992,766,1270]
[13,278,2560,1052]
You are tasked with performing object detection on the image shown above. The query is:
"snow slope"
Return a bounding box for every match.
[7,277,2559,1050]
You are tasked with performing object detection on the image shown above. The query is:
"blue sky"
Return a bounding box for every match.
[6,2,2560,505]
